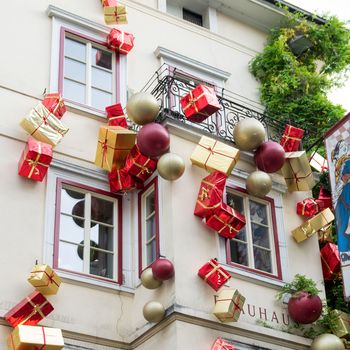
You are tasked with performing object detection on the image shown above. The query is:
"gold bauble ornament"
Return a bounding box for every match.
[310,334,345,350]
[233,118,266,151]
[157,153,185,181]
[140,268,162,289]
[126,92,160,125]
[246,171,272,198]
[143,301,166,323]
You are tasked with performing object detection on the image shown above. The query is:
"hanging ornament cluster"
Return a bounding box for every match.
[6,264,64,350]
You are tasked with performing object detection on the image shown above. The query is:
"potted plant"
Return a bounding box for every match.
[277,274,323,324]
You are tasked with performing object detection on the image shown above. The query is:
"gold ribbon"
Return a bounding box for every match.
[200,187,209,201]
[204,260,230,281]
[280,125,303,147]
[134,158,151,176]
[183,91,208,116]
[19,297,49,325]
[109,115,125,121]
[195,201,221,210]
[301,199,318,216]
[25,143,49,179]
[212,214,240,236]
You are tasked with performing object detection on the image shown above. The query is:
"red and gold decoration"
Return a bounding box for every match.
[8,325,65,350]
[105,103,128,128]
[42,93,66,120]
[254,141,285,173]
[152,258,175,281]
[233,118,266,151]
[101,0,117,6]
[310,334,345,350]
[103,4,127,25]
[310,151,328,172]
[321,243,341,281]
[190,136,240,175]
[296,198,322,217]
[143,301,166,323]
[213,289,245,323]
[279,124,304,152]
[330,310,350,339]
[4,291,54,328]
[211,338,236,350]
[157,153,185,181]
[318,224,334,243]
[205,203,246,239]
[246,170,272,198]
[180,85,220,123]
[318,186,333,210]
[126,92,159,126]
[18,137,52,182]
[27,265,61,295]
[288,291,322,324]
[109,167,135,193]
[198,259,231,291]
[107,28,134,54]
[140,268,162,289]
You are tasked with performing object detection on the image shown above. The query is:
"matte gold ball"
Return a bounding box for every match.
[126,92,160,125]
[246,171,272,198]
[140,268,162,289]
[233,118,266,151]
[143,301,166,323]
[157,153,185,181]
[310,334,345,350]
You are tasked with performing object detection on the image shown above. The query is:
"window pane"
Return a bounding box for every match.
[146,216,155,241]
[91,197,114,225]
[64,79,85,104]
[146,240,156,265]
[91,89,112,111]
[235,227,247,242]
[250,201,268,225]
[227,192,244,214]
[59,214,84,244]
[230,240,248,266]
[92,47,112,70]
[90,225,114,252]
[92,67,113,92]
[252,224,270,249]
[65,37,86,62]
[64,58,86,83]
[58,241,84,272]
[146,192,155,216]
[61,188,85,215]
[89,250,114,279]
[254,247,272,273]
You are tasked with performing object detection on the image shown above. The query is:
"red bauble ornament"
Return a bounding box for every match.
[288,291,322,324]
[137,123,170,158]
[152,258,175,281]
[254,141,285,173]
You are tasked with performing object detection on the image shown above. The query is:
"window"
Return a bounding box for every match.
[138,178,160,274]
[183,8,203,26]
[225,188,282,279]
[54,179,122,283]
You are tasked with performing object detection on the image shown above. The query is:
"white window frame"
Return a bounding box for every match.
[47,5,127,118]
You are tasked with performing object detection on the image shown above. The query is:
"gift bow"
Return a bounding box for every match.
[200,187,209,201]
[183,90,209,117]
[301,199,318,216]
[204,260,230,281]
[213,214,241,236]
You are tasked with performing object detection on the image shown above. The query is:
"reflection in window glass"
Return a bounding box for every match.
[65,37,86,62]
[92,47,112,69]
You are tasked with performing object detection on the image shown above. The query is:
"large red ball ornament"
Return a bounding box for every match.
[254,141,285,173]
[152,258,175,281]
[137,123,170,158]
[288,291,322,324]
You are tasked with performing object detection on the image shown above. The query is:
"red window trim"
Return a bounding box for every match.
[225,186,282,281]
[54,178,123,285]
[58,27,121,115]
[138,177,160,276]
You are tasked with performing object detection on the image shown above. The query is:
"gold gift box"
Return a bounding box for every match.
[27,264,61,295]
[281,151,315,192]
[331,310,350,339]
[292,208,335,243]
[95,126,136,172]
[104,5,128,25]
[8,325,64,350]
[20,103,69,147]
[190,136,240,175]
[213,289,245,323]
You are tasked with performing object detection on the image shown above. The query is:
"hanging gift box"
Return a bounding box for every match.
[321,243,341,281]
[8,325,64,350]
[101,0,117,6]
[194,171,227,218]
[191,136,240,175]
[104,5,128,25]
[318,186,332,210]
[109,166,135,193]
[330,310,350,339]
[213,288,246,323]
[281,151,315,192]
[318,224,333,243]
[42,93,66,120]
[296,198,322,217]
[309,152,328,172]
[18,137,52,182]
[20,103,69,147]
[105,103,128,128]
[4,291,54,328]
[211,338,236,350]
[95,126,136,172]
[292,208,334,243]
[205,203,246,239]
[198,259,231,291]
[107,28,134,54]
[279,124,304,152]
[27,264,61,295]
[180,85,221,123]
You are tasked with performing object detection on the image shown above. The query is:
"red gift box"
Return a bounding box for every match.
[194,171,227,218]
[42,93,66,120]
[180,85,220,123]
[296,198,321,217]
[4,291,54,328]
[321,243,341,280]
[126,145,157,182]
[18,137,52,182]
[101,0,117,6]
[212,338,236,350]
[280,124,304,152]
[198,259,231,291]
[318,186,332,210]
[107,28,134,55]
[109,166,135,193]
[105,103,128,128]
[205,203,246,239]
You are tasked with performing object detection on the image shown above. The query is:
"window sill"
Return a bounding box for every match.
[65,100,108,121]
